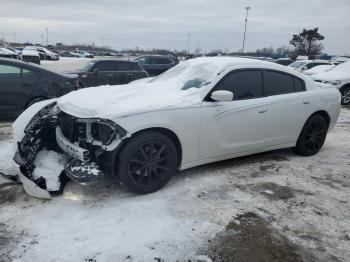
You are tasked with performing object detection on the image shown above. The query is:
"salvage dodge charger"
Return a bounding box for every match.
[9,57,341,198]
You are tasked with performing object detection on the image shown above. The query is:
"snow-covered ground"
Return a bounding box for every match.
[0,108,349,261]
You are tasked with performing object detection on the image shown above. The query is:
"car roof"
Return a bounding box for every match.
[0,57,66,75]
[92,59,137,63]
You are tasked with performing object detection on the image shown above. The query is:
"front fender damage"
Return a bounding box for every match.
[11,102,127,199]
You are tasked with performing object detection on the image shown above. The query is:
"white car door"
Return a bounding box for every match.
[262,70,314,148]
[199,70,270,160]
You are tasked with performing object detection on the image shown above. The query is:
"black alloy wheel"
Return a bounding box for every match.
[293,114,329,156]
[341,86,350,105]
[116,131,177,194]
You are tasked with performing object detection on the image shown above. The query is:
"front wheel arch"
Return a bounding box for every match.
[118,127,182,168]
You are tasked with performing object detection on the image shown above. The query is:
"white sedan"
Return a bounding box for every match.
[10,57,341,197]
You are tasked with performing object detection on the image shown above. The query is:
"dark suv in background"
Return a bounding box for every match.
[0,58,79,119]
[65,59,148,87]
[135,55,178,76]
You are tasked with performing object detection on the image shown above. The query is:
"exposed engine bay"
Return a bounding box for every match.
[10,102,129,198]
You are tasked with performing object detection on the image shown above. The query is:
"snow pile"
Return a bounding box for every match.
[32,150,69,191]
[312,61,350,81]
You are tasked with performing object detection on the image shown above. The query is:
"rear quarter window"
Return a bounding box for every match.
[263,70,305,96]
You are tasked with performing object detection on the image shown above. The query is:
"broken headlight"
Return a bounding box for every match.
[91,121,126,145]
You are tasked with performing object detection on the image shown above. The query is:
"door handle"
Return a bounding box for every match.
[105,74,114,77]
[127,73,133,76]
[258,108,268,113]
[303,100,310,104]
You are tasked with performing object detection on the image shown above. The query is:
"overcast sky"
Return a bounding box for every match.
[1,0,349,54]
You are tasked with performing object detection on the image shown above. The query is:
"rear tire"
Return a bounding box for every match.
[341,86,350,105]
[116,131,178,194]
[293,114,329,156]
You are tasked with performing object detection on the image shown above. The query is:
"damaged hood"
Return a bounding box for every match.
[57,82,202,119]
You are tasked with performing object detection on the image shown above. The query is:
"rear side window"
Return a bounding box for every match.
[93,62,114,71]
[264,71,294,96]
[263,70,305,96]
[293,78,305,92]
[0,64,21,78]
[115,62,142,71]
[149,57,173,65]
[214,70,263,100]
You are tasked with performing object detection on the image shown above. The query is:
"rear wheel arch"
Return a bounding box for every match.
[309,110,330,126]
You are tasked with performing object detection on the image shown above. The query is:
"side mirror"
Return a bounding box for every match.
[92,68,99,73]
[211,90,233,102]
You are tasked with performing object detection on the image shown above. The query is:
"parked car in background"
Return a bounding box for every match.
[24,46,59,60]
[74,51,94,58]
[0,58,79,118]
[64,59,148,87]
[303,64,335,76]
[288,60,332,73]
[0,47,20,59]
[21,49,41,64]
[311,61,350,105]
[59,51,80,58]
[11,57,341,197]
[135,55,178,76]
[273,58,294,66]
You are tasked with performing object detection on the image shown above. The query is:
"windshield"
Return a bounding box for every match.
[150,61,220,90]
[81,61,95,71]
[289,61,308,68]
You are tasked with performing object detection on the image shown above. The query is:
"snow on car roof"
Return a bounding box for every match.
[0,47,16,55]
[312,60,350,81]
[21,49,40,56]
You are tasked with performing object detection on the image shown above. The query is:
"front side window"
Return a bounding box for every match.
[137,57,147,65]
[0,64,21,78]
[93,62,114,71]
[213,70,263,100]
[263,70,303,96]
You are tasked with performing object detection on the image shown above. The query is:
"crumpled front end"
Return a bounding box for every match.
[10,101,129,199]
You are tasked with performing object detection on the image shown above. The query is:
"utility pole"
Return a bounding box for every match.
[242,6,251,54]
[13,33,16,43]
[187,33,191,55]
[45,28,49,46]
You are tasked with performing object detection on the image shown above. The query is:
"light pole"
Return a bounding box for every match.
[187,33,191,55]
[41,34,44,46]
[45,28,49,46]
[242,6,251,54]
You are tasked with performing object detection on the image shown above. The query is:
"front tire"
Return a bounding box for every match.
[293,114,329,156]
[341,86,350,105]
[116,131,178,194]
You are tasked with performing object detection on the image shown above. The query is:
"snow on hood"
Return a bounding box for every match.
[57,82,202,119]
[57,57,244,119]
[312,61,350,81]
